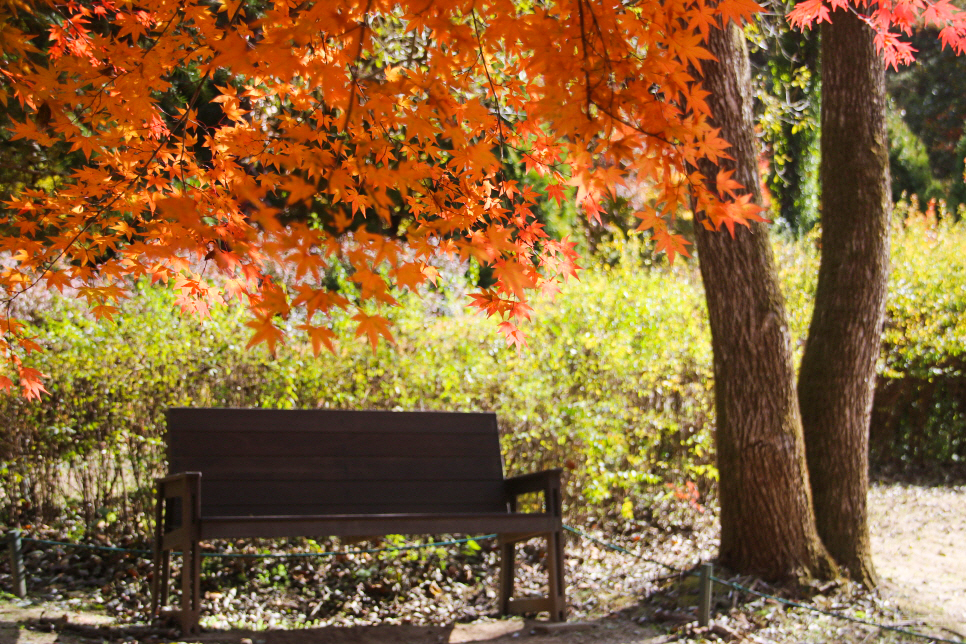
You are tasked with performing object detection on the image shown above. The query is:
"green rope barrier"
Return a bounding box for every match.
[562,524,687,574]
[23,538,151,555]
[21,534,497,559]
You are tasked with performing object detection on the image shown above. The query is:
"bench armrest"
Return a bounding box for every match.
[504,468,563,517]
[155,472,201,537]
[158,472,200,486]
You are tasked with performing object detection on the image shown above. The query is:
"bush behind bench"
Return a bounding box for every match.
[2,201,965,536]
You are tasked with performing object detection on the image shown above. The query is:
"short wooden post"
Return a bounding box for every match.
[8,529,26,598]
[698,562,712,626]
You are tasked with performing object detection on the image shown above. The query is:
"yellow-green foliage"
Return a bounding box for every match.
[5,212,966,534]
[874,199,966,464]
[0,242,714,531]
[773,230,820,360]
[775,198,966,465]
[885,200,966,378]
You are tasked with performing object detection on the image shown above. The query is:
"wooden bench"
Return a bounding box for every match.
[149,408,566,632]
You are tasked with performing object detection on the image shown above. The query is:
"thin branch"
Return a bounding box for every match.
[1,2,250,316]
[337,0,374,159]
[470,9,507,158]
[577,0,593,119]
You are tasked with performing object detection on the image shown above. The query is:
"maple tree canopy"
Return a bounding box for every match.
[0,0,964,398]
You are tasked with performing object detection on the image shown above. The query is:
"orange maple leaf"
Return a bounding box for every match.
[18,367,48,401]
[545,182,567,206]
[715,169,744,199]
[394,261,439,291]
[653,229,692,264]
[245,316,285,355]
[582,197,605,226]
[493,259,537,300]
[498,321,528,350]
[352,312,394,352]
[298,323,337,356]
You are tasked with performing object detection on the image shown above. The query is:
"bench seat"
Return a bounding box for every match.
[196,513,561,540]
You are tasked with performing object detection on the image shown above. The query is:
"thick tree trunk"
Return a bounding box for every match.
[694,23,836,580]
[798,11,891,587]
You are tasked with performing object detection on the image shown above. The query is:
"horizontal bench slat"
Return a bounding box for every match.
[169,431,497,458]
[169,456,503,481]
[168,408,498,434]
[200,502,508,516]
[198,480,505,511]
[508,597,555,615]
[199,512,561,539]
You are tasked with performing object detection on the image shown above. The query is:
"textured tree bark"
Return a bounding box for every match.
[798,11,891,587]
[694,23,836,581]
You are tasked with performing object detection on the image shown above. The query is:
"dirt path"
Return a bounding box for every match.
[2,482,965,644]
[0,608,667,644]
[868,483,966,638]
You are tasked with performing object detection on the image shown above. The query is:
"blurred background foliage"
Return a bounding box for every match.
[748,14,966,230]
[748,0,821,236]
[887,28,966,211]
[2,199,966,539]
[0,235,715,535]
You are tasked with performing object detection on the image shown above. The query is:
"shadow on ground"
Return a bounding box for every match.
[181,612,669,644]
[0,621,21,644]
[0,602,669,644]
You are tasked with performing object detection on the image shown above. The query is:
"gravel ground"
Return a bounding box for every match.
[0,482,964,643]
[868,482,966,638]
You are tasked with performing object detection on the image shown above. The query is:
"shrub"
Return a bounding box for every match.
[6,209,966,536]
[0,241,715,534]
[870,199,966,466]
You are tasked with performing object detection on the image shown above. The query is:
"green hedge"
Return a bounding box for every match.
[0,242,714,534]
[870,200,966,466]
[773,199,966,467]
[4,209,966,536]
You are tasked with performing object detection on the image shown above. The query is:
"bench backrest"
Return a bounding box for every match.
[166,408,507,517]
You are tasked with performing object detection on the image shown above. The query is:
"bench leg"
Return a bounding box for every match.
[150,547,173,620]
[180,537,201,634]
[547,529,566,622]
[150,544,161,618]
[150,532,160,615]
[499,531,566,621]
[498,537,516,615]
[151,473,202,633]
[159,549,171,610]
[150,486,165,620]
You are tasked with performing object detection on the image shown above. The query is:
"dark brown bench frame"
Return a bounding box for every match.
[149,409,566,632]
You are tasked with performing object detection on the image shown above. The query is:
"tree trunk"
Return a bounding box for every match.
[694,22,836,581]
[798,11,891,587]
